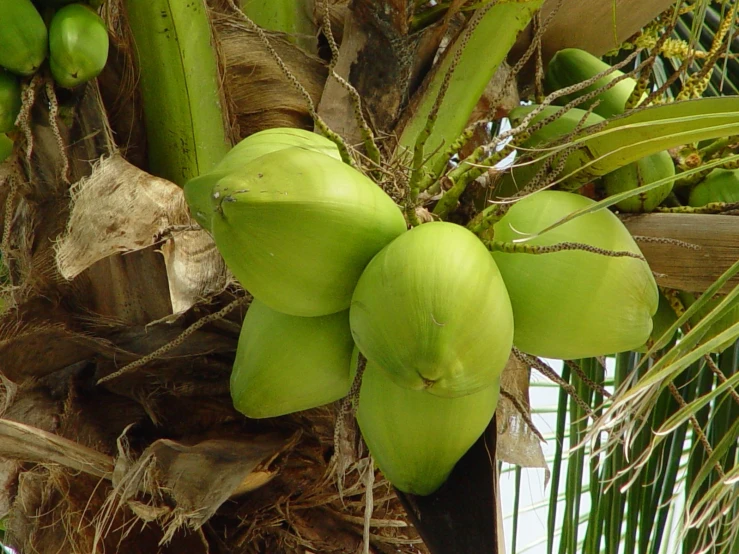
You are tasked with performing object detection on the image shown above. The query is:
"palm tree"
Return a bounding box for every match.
[0,0,737,553]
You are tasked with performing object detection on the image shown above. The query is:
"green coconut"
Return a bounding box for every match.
[602,150,675,212]
[679,292,739,354]
[492,190,658,359]
[636,292,678,352]
[230,299,355,419]
[49,4,109,89]
[350,221,513,398]
[544,48,644,119]
[0,0,48,76]
[184,128,341,231]
[211,147,407,317]
[218,127,341,172]
[495,106,605,198]
[356,358,499,496]
[0,69,20,133]
[0,133,12,163]
[688,168,739,207]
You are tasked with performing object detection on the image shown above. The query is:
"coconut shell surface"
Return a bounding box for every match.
[350,222,514,397]
[231,299,355,418]
[356,359,499,496]
[492,190,658,359]
[184,128,341,231]
[211,147,407,316]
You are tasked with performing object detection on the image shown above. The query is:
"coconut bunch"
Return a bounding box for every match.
[184,122,665,495]
[0,0,109,161]
[184,129,519,496]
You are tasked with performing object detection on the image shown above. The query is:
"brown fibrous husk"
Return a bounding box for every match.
[213,13,329,138]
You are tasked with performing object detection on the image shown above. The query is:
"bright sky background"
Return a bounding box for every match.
[499,358,686,554]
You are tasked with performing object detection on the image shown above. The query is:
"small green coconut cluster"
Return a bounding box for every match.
[0,0,109,162]
[0,0,108,163]
[185,128,660,496]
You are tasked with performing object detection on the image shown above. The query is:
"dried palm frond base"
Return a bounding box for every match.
[0,384,424,554]
[0,290,425,554]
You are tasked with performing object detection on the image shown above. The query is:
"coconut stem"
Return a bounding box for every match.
[416,125,477,193]
[513,349,595,420]
[468,203,505,234]
[432,142,514,218]
[486,240,647,262]
[655,202,739,214]
[632,236,701,251]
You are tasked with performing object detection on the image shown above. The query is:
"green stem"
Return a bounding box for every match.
[432,143,514,218]
[486,240,647,261]
[468,202,505,234]
[397,0,542,183]
[655,201,739,213]
[698,136,738,160]
[417,124,478,192]
[125,0,230,186]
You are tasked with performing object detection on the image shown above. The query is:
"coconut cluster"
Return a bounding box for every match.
[0,0,110,163]
[185,128,659,496]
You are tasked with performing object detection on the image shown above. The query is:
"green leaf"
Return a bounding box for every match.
[397,0,543,179]
[503,98,739,195]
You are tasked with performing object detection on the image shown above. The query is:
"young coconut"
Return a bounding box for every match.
[636,292,679,352]
[495,106,605,198]
[544,48,644,119]
[230,299,354,419]
[49,4,110,89]
[350,221,514,398]
[492,190,658,359]
[210,147,407,317]
[184,127,340,230]
[218,127,341,172]
[602,150,675,212]
[356,357,499,496]
[0,0,48,76]
[0,69,21,133]
[688,168,739,207]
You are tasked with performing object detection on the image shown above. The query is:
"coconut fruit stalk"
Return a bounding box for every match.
[210,147,407,317]
[124,0,230,186]
[492,190,658,359]
[350,221,513,398]
[356,358,499,496]
[184,127,341,230]
[230,299,354,418]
